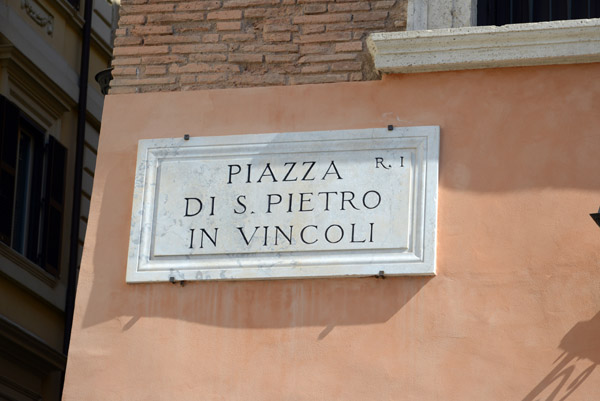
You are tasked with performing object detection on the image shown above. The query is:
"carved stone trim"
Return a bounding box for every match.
[368,18,600,74]
[0,242,58,288]
[21,0,54,36]
[0,316,67,371]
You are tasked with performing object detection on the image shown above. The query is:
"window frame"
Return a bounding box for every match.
[0,95,67,277]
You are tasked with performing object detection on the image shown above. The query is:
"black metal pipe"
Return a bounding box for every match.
[64,0,94,355]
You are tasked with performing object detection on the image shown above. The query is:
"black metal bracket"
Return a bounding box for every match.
[591,207,600,228]
[169,276,186,287]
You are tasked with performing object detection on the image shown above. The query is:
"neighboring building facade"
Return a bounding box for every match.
[108,0,599,94]
[0,0,117,399]
[63,0,600,400]
[109,0,407,93]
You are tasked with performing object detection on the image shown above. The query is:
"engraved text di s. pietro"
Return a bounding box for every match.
[183,156,403,250]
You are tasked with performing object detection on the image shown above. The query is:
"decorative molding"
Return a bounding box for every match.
[0,316,67,371]
[0,45,72,125]
[20,0,54,36]
[368,18,600,74]
[54,0,84,27]
[0,8,105,123]
[0,242,58,288]
[51,0,114,58]
[0,375,42,401]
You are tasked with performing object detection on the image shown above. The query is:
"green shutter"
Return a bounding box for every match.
[42,136,67,275]
[22,118,45,264]
[0,96,19,245]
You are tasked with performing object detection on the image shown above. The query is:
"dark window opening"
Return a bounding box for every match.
[478,0,600,26]
[0,95,67,276]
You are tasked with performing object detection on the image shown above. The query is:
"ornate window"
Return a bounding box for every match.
[0,95,66,276]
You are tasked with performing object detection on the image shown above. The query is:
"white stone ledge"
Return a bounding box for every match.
[367,19,600,74]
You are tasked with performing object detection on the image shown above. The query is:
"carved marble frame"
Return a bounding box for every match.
[126,127,440,283]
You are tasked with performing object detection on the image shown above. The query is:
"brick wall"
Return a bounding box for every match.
[110,0,407,93]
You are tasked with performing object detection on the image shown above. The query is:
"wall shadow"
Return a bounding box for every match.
[79,159,432,333]
[522,312,600,401]
[393,64,600,193]
[74,65,600,345]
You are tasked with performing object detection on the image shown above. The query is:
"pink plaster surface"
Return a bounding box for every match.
[63,63,600,400]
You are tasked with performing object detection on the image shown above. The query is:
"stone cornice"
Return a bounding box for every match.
[367,19,600,73]
[0,315,66,371]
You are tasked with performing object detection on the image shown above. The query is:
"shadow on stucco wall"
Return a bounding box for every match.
[80,159,432,335]
[70,65,600,396]
[522,311,600,401]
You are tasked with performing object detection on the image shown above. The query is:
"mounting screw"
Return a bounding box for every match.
[387,125,393,131]
[377,270,386,279]
[169,276,176,284]
[184,134,190,140]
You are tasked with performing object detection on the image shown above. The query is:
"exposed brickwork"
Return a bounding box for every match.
[110,0,407,93]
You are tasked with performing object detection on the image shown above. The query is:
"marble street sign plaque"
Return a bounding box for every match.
[126,127,439,282]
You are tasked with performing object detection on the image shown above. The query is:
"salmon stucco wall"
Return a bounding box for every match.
[63,63,600,400]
